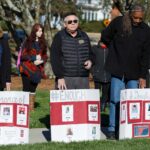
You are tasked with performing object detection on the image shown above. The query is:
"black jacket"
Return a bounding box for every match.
[101,16,150,80]
[50,29,92,78]
[91,45,111,82]
[0,37,11,89]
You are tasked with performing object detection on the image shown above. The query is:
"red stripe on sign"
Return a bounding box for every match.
[50,101,100,125]
[0,103,29,128]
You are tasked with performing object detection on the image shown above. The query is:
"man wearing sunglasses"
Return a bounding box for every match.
[50,12,92,90]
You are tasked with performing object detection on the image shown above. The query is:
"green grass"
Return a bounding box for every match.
[1,139,150,150]
[29,90,50,128]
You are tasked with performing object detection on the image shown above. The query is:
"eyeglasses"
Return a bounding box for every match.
[67,20,78,24]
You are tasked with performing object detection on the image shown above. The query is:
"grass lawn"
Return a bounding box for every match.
[29,89,50,128]
[1,139,150,150]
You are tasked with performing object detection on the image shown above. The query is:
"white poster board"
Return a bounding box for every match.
[50,89,100,142]
[0,91,29,145]
[120,89,150,139]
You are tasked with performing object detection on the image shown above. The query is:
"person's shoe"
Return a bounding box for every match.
[107,131,116,140]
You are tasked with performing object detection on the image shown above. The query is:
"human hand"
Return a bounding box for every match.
[84,60,92,70]
[139,78,146,88]
[36,54,41,60]
[34,60,43,65]
[99,42,107,49]
[58,78,67,90]
[6,82,11,91]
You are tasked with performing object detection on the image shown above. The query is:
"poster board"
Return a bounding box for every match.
[120,89,150,139]
[50,89,100,142]
[0,91,29,145]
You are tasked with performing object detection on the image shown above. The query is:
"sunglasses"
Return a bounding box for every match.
[67,19,78,24]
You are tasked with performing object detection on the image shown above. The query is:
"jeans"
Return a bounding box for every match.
[108,76,138,132]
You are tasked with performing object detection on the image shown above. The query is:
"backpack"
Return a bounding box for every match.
[16,40,26,69]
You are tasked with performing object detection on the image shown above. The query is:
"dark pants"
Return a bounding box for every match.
[94,81,110,109]
[21,74,38,92]
[55,77,89,89]
[0,87,4,91]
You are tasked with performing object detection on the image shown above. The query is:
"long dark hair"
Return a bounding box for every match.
[122,4,145,35]
[25,23,47,54]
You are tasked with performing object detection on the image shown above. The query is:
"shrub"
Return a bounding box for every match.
[80,20,105,33]
[0,20,9,30]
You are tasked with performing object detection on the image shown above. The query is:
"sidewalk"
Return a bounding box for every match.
[29,127,108,144]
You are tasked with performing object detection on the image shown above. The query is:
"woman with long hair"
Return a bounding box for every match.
[19,23,47,111]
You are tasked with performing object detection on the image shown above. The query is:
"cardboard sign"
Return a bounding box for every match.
[0,91,29,145]
[50,89,100,142]
[120,89,150,139]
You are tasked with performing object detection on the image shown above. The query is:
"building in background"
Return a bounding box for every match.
[48,0,112,30]
[76,0,111,21]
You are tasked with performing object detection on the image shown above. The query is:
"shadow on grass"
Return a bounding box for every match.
[39,114,50,129]
[35,102,40,108]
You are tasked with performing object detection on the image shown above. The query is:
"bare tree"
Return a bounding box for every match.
[0,0,54,77]
[0,0,78,78]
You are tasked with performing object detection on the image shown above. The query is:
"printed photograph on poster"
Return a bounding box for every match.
[143,101,150,121]
[88,104,98,121]
[16,105,28,126]
[0,105,13,123]
[62,105,73,122]
[66,127,73,142]
[132,124,150,138]
[128,101,142,123]
[120,102,126,124]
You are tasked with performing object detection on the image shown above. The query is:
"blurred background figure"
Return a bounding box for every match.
[110,1,123,20]
[91,41,111,112]
[0,26,11,91]
[91,1,123,112]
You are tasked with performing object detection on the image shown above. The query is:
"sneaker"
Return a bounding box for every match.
[107,131,116,140]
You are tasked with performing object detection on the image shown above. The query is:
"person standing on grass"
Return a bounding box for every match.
[0,26,11,91]
[19,23,47,111]
[91,1,123,112]
[101,4,150,139]
[50,12,93,90]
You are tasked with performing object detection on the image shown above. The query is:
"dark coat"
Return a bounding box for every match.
[101,16,150,80]
[50,29,92,79]
[0,37,11,89]
[91,45,111,83]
